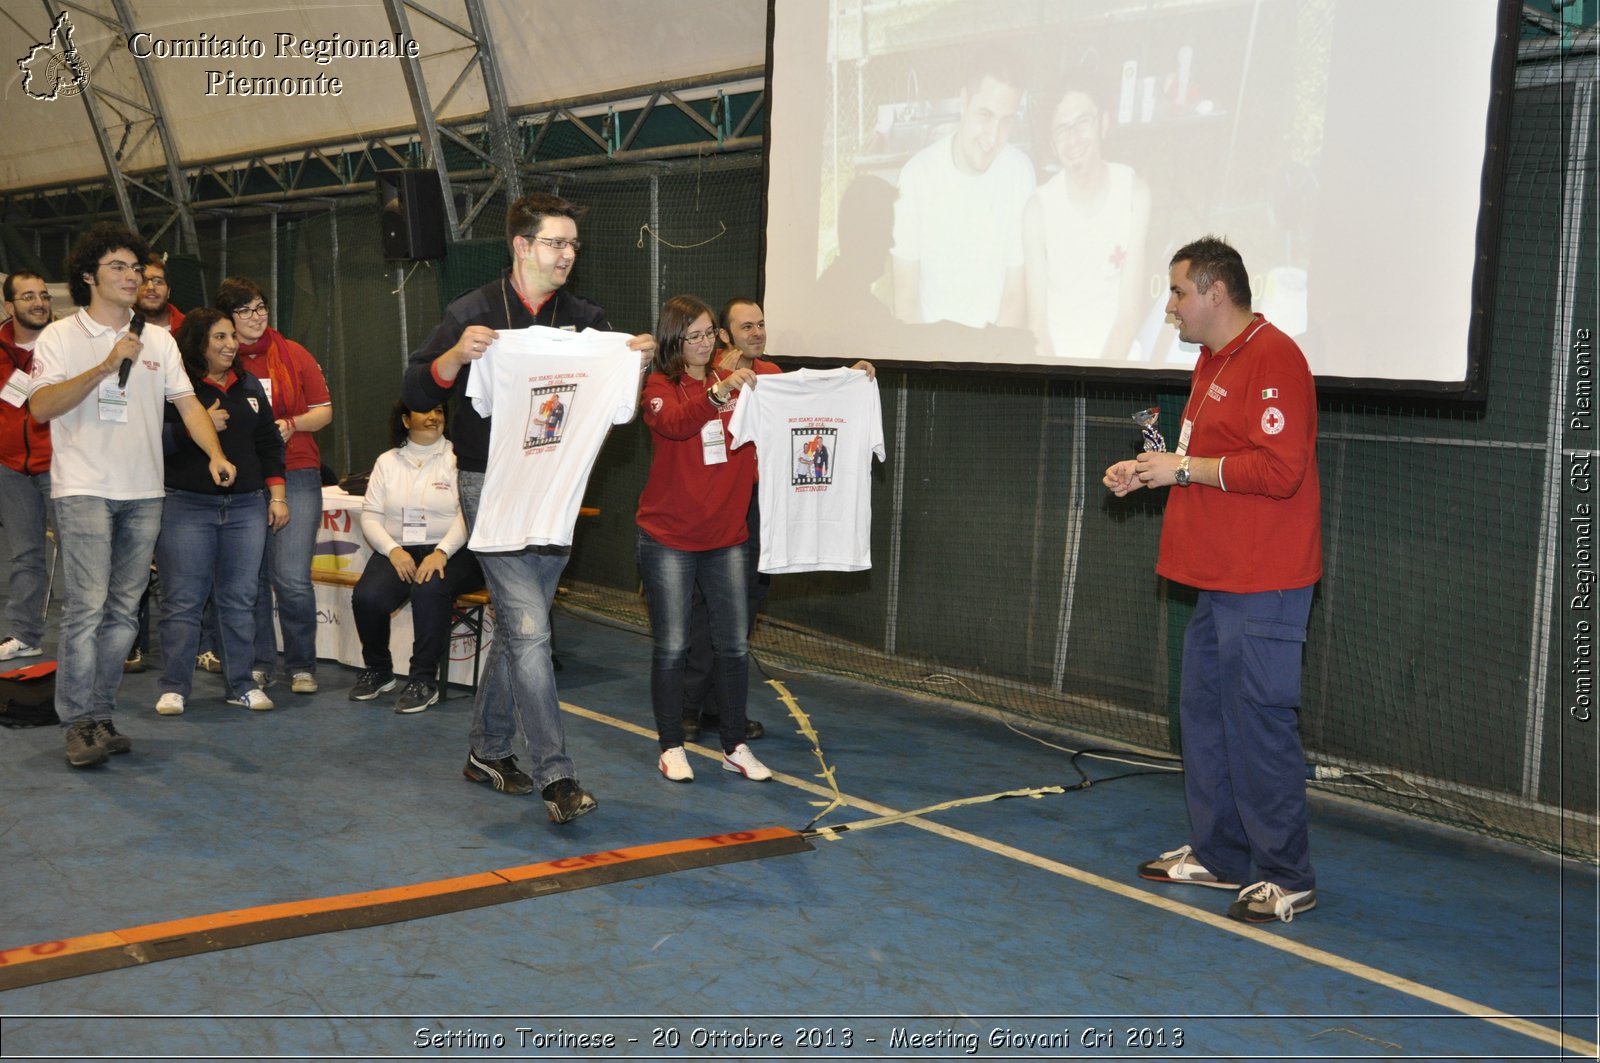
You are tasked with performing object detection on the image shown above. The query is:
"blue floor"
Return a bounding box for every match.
[0,605,1595,1060]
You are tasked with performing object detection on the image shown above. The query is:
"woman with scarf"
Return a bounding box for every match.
[213,276,333,696]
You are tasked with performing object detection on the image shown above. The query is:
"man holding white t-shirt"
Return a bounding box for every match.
[402,193,653,825]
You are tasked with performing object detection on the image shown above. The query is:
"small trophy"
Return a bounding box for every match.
[1133,406,1165,453]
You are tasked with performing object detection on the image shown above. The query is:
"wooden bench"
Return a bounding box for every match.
[440,589,492,701]
[314,506,598,701]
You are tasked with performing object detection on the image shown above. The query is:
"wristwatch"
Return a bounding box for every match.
[1175,455,1192,487]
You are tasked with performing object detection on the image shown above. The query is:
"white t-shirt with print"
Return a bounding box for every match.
[728,367,885,574]
[464,326,640,551]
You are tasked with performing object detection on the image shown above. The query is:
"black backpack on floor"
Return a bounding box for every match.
[0,661,59,728]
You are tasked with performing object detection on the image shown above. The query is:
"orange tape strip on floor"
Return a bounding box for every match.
[0,826,809,992]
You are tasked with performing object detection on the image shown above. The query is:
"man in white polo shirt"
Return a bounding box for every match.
[29,222,234,769]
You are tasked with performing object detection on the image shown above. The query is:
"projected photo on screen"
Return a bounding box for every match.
[764,0,1508,390]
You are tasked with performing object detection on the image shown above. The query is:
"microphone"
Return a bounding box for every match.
[118,313,145,389]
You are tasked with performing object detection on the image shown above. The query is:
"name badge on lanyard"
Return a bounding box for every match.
[401,506,428,544]
[97,375,129,423]
[1176,419,1194,457]
[700,417,728,465]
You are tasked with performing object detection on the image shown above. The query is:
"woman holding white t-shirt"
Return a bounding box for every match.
[636,294,770,784]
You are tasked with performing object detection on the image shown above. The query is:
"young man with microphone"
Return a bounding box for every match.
[28,223,234,769]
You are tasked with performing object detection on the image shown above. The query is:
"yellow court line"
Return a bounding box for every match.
[560,699,1598,1058]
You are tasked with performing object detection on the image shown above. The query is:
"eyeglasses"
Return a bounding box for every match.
[1053,114,1098,139]
[10,292,51,304]
[683,328,717,346]
[140,276,168,288]
[532,236,581,253]
[232,304,269,318]
[98,259,144,277]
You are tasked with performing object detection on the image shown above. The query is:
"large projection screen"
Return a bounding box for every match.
[764,0,1511,392]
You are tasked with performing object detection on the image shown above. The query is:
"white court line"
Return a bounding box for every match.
[561,699,1597,1057]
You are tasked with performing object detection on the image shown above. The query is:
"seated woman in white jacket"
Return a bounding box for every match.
[348,401,483,713]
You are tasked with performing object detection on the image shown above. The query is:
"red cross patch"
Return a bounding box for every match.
[1261,406,1286,435]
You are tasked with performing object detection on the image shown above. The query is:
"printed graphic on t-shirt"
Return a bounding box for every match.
[792,427,835,488]
[525,385,572,449]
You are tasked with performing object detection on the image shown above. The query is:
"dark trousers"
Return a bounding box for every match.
[352,544,483,680]
[1181,586,1317,892]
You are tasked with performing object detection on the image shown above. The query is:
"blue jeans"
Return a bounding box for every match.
[53,495,162,724]
[0,464,54,647]
[1180,586,1316,892]
[254,468,321,675]
[156,490,267,699]
[684,491,768,716]
[458,471,575,789]
[637,527,751,751]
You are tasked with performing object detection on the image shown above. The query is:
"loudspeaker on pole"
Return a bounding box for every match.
[377,169,448,260]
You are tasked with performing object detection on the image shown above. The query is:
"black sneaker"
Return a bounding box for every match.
[64,720,108,768]
[541,777,597,824]
[462,752,535,795]
[349,669,398,702]
[93,718,131,755]
[394,679,438,715]
[123,648,147,673]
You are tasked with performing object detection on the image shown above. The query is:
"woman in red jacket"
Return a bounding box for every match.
[636,295,770,784]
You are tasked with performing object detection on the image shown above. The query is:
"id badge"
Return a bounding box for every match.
[401,506,428,544]
[258,378,273,409]
[700,418,728,465]
[0,370,29,408]
[1176,418,1194,457]
[97,376,129,423]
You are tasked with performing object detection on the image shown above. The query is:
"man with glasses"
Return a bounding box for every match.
[28,223,235,768]
[135,256,184,333]
[0,272,57,662]
[403,192,653,825]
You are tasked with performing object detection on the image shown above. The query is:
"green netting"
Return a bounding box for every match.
[1,58,1592,860]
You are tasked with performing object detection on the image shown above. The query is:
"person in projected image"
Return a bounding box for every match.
[892,55,1035,329]
[1024,84,1151,361]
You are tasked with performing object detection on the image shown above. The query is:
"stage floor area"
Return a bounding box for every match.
[0,601,1594,1060]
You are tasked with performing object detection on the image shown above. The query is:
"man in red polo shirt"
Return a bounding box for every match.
[1105,235,1322,925]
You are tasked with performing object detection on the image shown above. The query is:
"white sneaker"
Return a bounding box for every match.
[227,688,275,712]
[195,651,222,673]
[658,746,694,782]
[290,671,318,694]
[721,742,772,781]
[155,692,186,716]
[251,669,272,689]
[1136,844,1240,890]
[0,636,42,661]
[1228,881,1318,923]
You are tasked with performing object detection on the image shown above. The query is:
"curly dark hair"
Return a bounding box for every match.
[172,307,232,390]
[65,223,151,307]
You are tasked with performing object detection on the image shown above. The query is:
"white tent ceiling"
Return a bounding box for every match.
[1,0,768,192]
